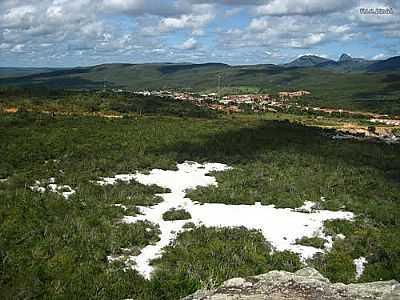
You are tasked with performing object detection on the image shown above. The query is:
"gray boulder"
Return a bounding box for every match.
[183,267,400,300]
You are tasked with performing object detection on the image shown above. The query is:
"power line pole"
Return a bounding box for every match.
[217,74,221,100]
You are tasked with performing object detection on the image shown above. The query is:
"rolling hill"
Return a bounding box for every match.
[1,55,400,114]
[2,55,398,91]
[368,56,400,72]
[0,67,62,79]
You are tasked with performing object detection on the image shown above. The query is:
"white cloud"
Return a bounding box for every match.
[224,7,242,17]
[248,18,269,31]
[178,37,198,50]
[329,24,351,33]
[304,33,325,45]
[1,5,36,28]
[222,16,338,49]
[289,33,326,48]
[46,5,63,19]
[11,43,25,53]
[372,53,387,60]
[256,0,357,16]
[100,0,205,17]
[297,52,330,59]
[157,12,214,34]
[0,0,398,66]
[0,43,10,50]
[102,0,144,12]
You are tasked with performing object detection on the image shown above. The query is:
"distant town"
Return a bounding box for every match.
[109,88,400,125]
[131,89,313,113]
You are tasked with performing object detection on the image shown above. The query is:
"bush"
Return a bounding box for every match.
[296,236,327,249]
[162,208,191,221]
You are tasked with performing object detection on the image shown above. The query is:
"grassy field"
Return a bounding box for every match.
[0,89,218,119]
[1,93,400,299]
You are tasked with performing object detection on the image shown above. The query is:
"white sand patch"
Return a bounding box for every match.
[112,203,128,210]
[294,200,316,212]
[332,133,366,141]
[48,184,76,199]
[96,161,228,190]
[336,233,346,240]
[30,180,46,193]
[30,179,76,199]
[0,178,8,183]
[44,159,60,164]
[97,161,353,280]
[184,201,350,258]
[354,256,368,279]
[332,133,399,144]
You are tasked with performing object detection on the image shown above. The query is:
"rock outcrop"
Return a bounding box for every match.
[183,267,400,300]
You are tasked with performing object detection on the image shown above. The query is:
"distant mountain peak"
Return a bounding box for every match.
[339,53,352,62]
[284,55,333,68]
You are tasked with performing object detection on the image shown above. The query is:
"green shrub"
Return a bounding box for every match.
[162,208,192,221]
[296,236,327,249]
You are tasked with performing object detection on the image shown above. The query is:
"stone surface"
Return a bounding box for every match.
[183,267,400,300]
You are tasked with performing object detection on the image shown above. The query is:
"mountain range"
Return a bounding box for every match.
[1,53,400,115]
[0,53,399,100]
[1,54,398,88]
[282,54,396,73]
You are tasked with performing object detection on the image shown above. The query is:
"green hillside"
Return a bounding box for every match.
[1,61,400,114]
[0,67,61,79]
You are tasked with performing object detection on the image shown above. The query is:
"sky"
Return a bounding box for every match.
[0,0,399,67]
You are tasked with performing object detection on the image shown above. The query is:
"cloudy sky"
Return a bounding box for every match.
[0,0,399,67]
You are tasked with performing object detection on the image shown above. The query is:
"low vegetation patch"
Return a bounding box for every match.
[162,208,192,221]
[296,236,327,249]
[183,222,196,229]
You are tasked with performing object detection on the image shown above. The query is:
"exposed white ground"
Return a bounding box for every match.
[30,177,76,199]
[354,256,368,279]
[97,161,354,280]
[332,133,399,144]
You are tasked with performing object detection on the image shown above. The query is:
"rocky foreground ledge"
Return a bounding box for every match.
[183,268,400,300]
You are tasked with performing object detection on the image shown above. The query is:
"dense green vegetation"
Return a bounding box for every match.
[149,226,303,299]
[0,88,217,118]
[0,177,162,299]
[1,91,400,299]
[162,209,191,221]
[315,219,400,283]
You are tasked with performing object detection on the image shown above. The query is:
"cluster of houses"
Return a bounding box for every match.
[278,91,311,98]
[370,118,400,126]
[219,94,271,105]
[133,90,217,102]
[132,89,313,113]
[103,89,400,126]
[216,91,312,112]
